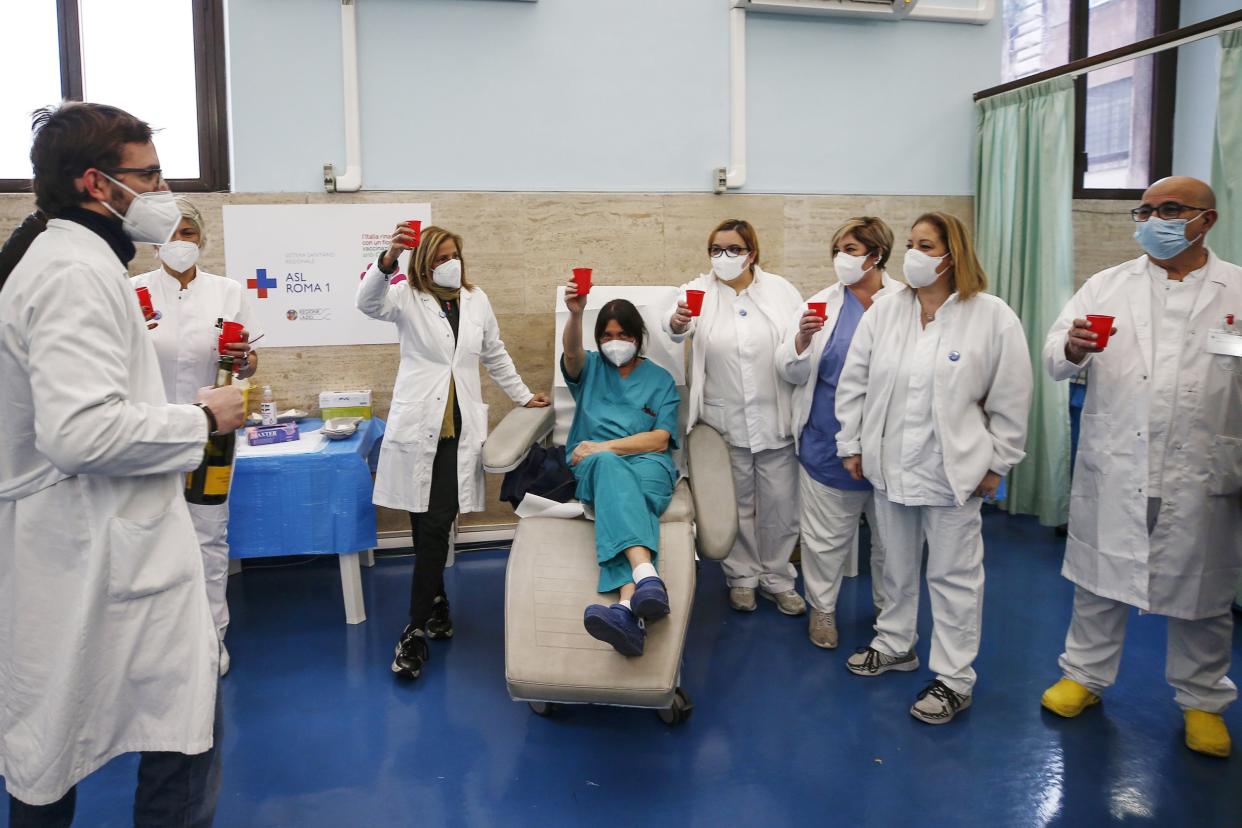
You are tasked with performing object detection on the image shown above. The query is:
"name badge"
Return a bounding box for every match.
[1205,329,1242,357]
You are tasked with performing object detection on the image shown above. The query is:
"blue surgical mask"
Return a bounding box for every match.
[1134,214,1204,261]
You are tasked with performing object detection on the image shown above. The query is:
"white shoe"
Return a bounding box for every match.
[808,609,838,649]
[760,588,807,616]
[845,646,919,676]
[910,680,971,725]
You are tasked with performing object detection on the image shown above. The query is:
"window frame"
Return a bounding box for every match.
[0,0,229,195]
[1071,0,1180,200]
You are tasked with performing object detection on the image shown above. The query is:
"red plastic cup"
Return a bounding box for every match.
[685,289,706,316]
[404,220,421,248]
[572,267,592,297]
[807,301,828,321]
[135,286,155,321]
[1085,314,1115,350]
[218,320,245,355]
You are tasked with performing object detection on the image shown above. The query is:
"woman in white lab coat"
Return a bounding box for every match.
[835,212,1032,724]
[133,197,260,677]
[358,224,549,681]
[664,219,806,616]
[775,217,905,650]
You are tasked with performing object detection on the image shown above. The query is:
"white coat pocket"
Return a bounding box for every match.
[386,398,430,444]
[107,505,197,600]
[1207,435,1242,496]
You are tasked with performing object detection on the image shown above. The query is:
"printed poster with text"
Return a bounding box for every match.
[222,203,432,347]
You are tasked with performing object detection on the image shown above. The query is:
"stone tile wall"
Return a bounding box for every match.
[0,191,1145,532]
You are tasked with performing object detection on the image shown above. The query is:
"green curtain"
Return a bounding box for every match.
[974,77,1075,527]
[1211,29,1242,267]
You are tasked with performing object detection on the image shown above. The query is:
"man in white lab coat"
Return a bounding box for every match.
[1041,177,1242,758]
[0,103,244,824]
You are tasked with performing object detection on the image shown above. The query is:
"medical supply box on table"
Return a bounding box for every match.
[246,422,300,446]
[319,390,373,420]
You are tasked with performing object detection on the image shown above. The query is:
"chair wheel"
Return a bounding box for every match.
[657,688,694,726]
[529,701,562,717]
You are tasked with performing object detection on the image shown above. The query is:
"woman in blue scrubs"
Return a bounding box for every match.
[775,217,905,651]
[561,281,681,657]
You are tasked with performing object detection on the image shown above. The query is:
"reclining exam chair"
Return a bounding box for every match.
[482,286,737,725]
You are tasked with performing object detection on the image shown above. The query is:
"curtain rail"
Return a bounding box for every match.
[974,8,1242,102]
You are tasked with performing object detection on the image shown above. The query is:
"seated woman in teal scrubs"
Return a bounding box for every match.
[561,282,681,657]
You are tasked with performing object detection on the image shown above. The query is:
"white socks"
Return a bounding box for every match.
[632,562,658,584]
[619,599,632,611]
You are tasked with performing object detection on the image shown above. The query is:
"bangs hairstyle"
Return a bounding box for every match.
[831,216,894,271]
[708,218,760,268]
[30,102,153,216]
[912,212,987,300]
[593,299,646,354]
[407,225,474,293]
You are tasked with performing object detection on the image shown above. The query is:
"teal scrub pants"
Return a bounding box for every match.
[573,451,673,593]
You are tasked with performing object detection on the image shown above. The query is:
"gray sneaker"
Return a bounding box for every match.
[729,587,757,612]
[808,609,838,649]
[910,679,972,725]
[760,588,807,616]
[846,646,920,676]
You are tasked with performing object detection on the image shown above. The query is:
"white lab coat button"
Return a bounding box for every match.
[948,351,961,362]
[739,309,748,317]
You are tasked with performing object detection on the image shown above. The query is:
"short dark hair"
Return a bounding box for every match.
[29,102,153,216]
[594,299,646,354]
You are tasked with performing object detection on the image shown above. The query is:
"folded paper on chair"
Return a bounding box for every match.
[515,493,585,520]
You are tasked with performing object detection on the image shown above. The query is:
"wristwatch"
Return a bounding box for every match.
[194,402,218,436]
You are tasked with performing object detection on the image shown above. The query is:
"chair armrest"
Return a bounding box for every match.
[482,405,555,474]
[685,424,738,561]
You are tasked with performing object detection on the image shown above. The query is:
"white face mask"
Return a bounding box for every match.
[600,339,637,367]
[99,173,180,244]
[431,257,462,290]
[833,251,876,287]
[159,240,200,273]
[902,248,948,289]
[710,252,749,282]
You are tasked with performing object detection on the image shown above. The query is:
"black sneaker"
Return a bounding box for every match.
[427,594,454,640]
[391,625,429,680]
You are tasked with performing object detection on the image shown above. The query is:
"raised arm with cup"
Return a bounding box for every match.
[358,222,548,683]
[561,278,681,657]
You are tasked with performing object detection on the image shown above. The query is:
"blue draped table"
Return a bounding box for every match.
[226,417,385,623]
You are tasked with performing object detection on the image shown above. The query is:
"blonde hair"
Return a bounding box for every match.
[912,212,987,300]
[175,196,206,249]
[831,216,894,271]
[407,225,473,293]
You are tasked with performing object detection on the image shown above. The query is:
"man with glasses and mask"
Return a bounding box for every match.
[0,102,243,825]
[1039,176,1242,758]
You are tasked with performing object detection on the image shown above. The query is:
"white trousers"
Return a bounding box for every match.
[1058,585,1237,712]
[871,494,984,695]
[187,501,231,640]
[798,467,886,614]
[720,444,800,593]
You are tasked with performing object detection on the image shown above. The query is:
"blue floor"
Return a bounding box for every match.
[4,510,1241,826]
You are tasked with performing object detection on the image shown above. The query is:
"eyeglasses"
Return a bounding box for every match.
[708,245,750,258]
[103,166,165,186]
[1130,202,1209,222]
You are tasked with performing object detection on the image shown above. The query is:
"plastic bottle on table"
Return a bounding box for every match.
[260,385,277,426]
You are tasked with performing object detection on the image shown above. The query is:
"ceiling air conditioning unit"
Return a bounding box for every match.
[735,0,919,21]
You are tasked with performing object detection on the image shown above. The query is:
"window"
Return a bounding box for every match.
[1000,0,1178,198]
[0,0,228,193]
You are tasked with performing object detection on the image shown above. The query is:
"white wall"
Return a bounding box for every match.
[225,0,1002,195]
[1172,0,1238,181]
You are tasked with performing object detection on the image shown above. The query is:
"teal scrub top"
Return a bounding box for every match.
[561,351,681,486]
